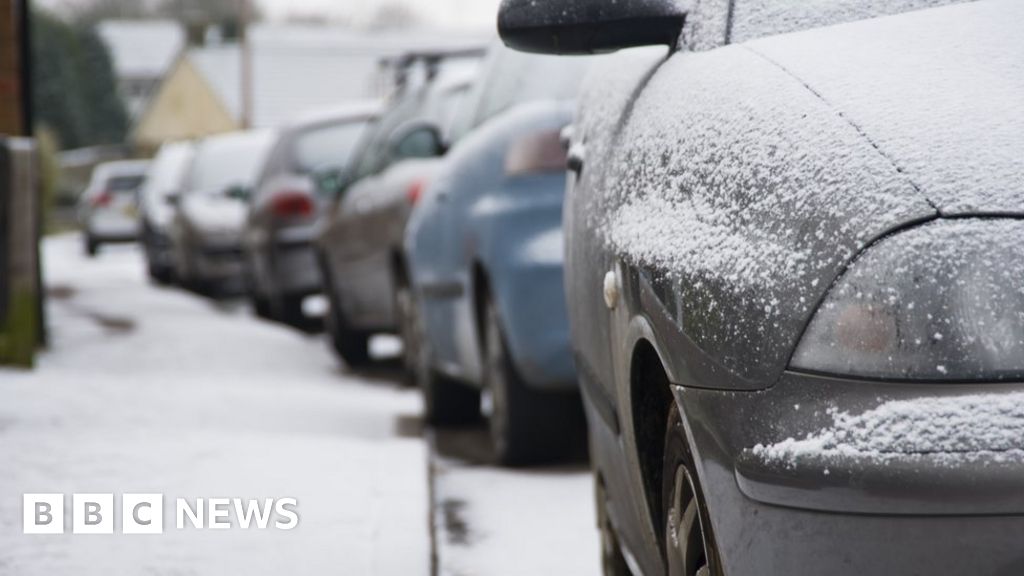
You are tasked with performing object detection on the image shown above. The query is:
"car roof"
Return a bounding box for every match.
[745,0,1022,214]
[285,100,382,132]
[92,159,150,181]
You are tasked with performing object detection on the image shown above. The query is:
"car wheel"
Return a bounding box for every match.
[395,281,419,387]
[663,402,720,576]
[482,297,585,466]
[251,293,274,319]
[325,286,371,369]
[597,477,632,576]
[413,294,480,426]
[276,293,306,326]
[148,265,173,285]
[84,235,99,257]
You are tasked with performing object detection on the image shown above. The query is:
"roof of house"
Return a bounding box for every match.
[186,24,489,129]
[96,20,185,80]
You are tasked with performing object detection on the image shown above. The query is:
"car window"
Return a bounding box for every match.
[107,175,144,194]
[189,133,275,194]
[142,144,193,206]
[448,46,591,142]
[293,119,371,174]
[349,96,423,182]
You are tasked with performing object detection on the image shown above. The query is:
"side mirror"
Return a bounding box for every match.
[389,122,447,162]
[225,184,251,202]
[497,0,687,55]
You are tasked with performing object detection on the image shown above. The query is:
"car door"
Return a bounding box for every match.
[567,46,672,565]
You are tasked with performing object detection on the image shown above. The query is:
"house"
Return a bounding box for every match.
[96,20,185,120]
[132,24,488,151]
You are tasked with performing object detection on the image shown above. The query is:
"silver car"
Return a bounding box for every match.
[78,160,150,257]
[170,130,276,292]
[243,104,378,323]
[139,141,195,284]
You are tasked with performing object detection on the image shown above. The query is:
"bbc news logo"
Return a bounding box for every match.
[23,494,299,534]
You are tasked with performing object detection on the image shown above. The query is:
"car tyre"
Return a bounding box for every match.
[413,294,480,426]
[84,235,99,257]
[325,287,371,369]
[276,293,306,326]
[482,297,585,466]
[662,402,721,576]
[395,280,419,388]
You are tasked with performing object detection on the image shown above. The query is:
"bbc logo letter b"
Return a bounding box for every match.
[73,494,114,534]
[24,494,64,534]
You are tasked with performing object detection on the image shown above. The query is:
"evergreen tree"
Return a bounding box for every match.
[30,10,128,150]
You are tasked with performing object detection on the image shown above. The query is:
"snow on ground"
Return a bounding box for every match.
[430,427,600,576]
[0,234,429,575]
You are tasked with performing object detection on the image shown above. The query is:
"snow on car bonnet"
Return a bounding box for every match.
[751,392,1024,466]
[747,0,1024,215]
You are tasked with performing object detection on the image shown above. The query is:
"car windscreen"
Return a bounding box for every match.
[293,119,371,174]
[479,51,590,122]
[189,133,274,194]
[349,96,423,182]
[107,175,145,194]
[143,145,193,204]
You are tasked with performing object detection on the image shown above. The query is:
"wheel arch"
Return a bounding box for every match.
[624,320,676,558]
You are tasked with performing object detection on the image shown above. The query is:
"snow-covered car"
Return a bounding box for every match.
[243,103,378,324]
[170,130,276,292]
[78,159,150,256]
[139,141,195,284]
[500,0,1024,575]
[404,45,594,465]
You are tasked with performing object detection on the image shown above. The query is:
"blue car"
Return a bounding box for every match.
[404,46,594,465]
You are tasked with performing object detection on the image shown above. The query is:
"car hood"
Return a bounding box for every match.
[747,0,1024,217]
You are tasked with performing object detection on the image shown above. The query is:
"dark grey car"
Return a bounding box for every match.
[317,64,475,369]
[501,0,1024,575]
[242,104,378,323]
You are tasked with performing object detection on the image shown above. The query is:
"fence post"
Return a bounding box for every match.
[0,138,39,367]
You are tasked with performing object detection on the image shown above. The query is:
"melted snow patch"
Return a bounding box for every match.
[752,393,1024,466]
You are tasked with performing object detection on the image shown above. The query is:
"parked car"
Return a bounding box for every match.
[242,104,379,323]
[317,62,476,369]
[500,0,1021,574]
[169,130,276,292]
[139,141,195,284]
[78,159,149,256]
[403,46,594,464]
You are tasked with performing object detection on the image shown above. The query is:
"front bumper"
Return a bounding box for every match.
[677,373,1024,575]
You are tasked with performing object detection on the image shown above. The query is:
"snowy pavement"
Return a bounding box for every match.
[430,427,600,576]
[0,235,429,575]
[0,234,601,575]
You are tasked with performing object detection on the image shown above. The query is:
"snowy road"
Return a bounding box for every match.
[0,234,600,575]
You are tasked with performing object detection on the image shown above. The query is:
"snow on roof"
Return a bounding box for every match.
[187,24,489,129]
[96,20,184,79]
[747,0,1024,215]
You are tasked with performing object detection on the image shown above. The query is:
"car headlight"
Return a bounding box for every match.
[790,219,1024,381]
